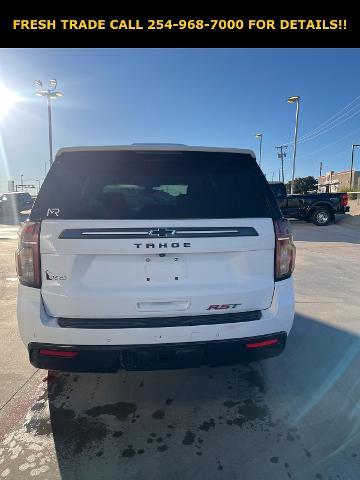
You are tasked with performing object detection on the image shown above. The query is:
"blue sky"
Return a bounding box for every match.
[1,48,360,192]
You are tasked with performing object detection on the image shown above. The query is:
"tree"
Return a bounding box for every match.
[286,176,318,194]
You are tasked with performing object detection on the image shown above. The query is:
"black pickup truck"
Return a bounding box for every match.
[269,182,350,226]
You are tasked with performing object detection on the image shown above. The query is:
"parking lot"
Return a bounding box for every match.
[0,214,359,480]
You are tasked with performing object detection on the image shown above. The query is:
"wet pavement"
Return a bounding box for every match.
[0,219,359,479]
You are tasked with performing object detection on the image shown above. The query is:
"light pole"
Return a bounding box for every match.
[35,79,63,166]
[288,96,300,194]
[20,174,24,191]
[255,133,263,168]
[350,144,360,191]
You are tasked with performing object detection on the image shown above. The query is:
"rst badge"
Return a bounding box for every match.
[207,303,242,310]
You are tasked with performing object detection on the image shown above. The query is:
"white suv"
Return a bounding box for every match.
[16,145,295,372]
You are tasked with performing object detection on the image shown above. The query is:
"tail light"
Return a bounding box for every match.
[15,221,41,288]
[274,218,296,281]
[39,349,78,358]
[340,193,348,206]
[246,339,279,349]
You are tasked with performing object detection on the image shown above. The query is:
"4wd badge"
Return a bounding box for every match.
[45,270,67,281]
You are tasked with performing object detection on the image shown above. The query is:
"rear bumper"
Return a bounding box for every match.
[18,278,295,348]
[29,332,287,372]
[337,206,350,214]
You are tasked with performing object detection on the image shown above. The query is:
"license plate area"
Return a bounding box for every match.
[144,255,186,282]
[121,345,204,370]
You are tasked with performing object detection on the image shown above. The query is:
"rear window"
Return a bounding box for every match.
[31,150,277,220]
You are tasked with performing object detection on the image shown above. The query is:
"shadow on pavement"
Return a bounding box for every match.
[26,313,359,480]
[336,213,360,230]
[291,218,360,244]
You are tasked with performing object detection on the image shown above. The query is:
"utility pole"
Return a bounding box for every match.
[350,144,360,191]
[318,161,323,192]
[276,145,287,183]
[278,169,281,181]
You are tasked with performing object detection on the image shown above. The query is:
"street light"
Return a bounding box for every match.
[350,144,360,191]
[255,133,263,168]
[287,95,300,194]
[35,79,63,166]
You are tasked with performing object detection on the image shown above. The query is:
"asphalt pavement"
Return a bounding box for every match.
[0,217,359,480]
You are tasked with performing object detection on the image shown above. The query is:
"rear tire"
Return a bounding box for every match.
[310,207,332,226]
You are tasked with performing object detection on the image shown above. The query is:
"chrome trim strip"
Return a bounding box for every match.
[59,227,259,239]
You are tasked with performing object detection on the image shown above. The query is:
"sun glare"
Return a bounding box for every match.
[0,83,21,119]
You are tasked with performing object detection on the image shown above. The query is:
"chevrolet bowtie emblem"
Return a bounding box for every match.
[148,228,176,237]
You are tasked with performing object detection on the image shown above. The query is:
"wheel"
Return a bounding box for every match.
[310,207,332,226]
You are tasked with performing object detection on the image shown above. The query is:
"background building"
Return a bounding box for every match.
[318,170,360,193]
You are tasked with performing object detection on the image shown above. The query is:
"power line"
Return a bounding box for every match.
[296,124,360,159]
[298,94,360,142]
[297,104,360,144]
[282,94,360,146]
